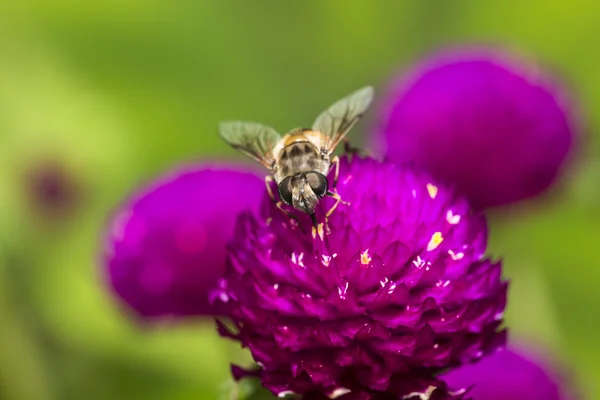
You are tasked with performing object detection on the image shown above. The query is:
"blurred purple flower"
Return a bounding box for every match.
[443,345,574,400]
[213,157,507,399]
[103,163,264,319]
[377,48,577,208]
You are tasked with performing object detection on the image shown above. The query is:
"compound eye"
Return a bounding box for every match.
[277,176,293,205]
[306,171,328,198]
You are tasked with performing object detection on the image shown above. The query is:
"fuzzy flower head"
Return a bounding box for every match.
[377,48,577,209]
[213,157,507,399]
[104,163,264,319]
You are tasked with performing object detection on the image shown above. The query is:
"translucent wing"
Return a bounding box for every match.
[312,86,374,153]
[218,121,281,169]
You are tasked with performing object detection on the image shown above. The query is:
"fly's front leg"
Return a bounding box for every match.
[265,175,277,201]
[265,175,300,226]
[323,190,350,235]
[330,155,341,190]
[327,156,350,206]
[327,156,350,230]
[328,156,349,206]
[343,139,359,155]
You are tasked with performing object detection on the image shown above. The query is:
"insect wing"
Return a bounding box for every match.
[218,121,281,169]
[312,86,374,153]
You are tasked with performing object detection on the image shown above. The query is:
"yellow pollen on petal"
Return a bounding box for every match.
[360,249,372,265]
[427,232,444,251]
[426,183,438,199]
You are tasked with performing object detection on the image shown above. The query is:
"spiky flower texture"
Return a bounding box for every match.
[213,157,507,399]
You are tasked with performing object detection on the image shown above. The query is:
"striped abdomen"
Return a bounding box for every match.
[274,141,326,182]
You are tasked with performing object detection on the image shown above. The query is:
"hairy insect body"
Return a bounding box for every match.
[218,85,374,233]
[273,130,328,183]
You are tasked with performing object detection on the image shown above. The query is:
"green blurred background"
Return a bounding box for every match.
[0,1,598,399]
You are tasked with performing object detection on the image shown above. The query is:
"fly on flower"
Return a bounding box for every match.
[218,86,374,236]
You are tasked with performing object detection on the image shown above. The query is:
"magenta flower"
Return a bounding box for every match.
[377,48,577,208]
[212,157,507,399]
[443,345,575,400]
[103,163,264,319]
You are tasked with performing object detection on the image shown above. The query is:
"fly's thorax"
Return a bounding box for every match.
[273,140,329,183]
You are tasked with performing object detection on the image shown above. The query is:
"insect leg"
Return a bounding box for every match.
[326,156,350,206]
[264,175,277,201]
[343,138,373,157]
[265,176,301,226]
[275,201,301,224]
[330,155,340,189]
[323,190,349,234]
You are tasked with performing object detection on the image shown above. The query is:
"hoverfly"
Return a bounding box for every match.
[218,86,374,236]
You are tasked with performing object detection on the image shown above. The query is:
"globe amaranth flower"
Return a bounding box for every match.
[103,163,264,319]
[443,345,576,400]
[377,48,577,209]
[212,157,507,399]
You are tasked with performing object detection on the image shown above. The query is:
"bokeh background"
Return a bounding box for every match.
[0,1,598,399]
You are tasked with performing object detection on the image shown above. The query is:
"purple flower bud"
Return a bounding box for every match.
[103,163,264,319]
[443,345,575,400]
[377,48,577,208]
[213,157,507,398]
